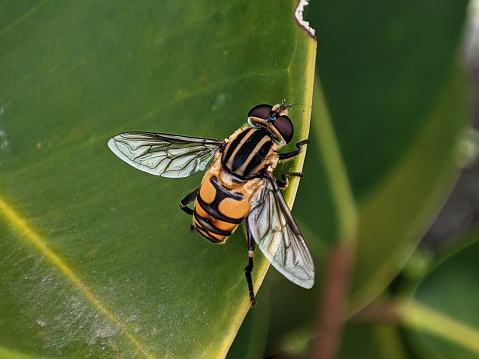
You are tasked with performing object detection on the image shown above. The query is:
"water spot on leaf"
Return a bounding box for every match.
[210,94,226,112]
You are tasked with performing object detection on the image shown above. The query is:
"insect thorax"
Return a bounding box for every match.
[221,127,278,179]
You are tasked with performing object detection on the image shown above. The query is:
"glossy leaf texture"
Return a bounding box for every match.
[0,1,315,358]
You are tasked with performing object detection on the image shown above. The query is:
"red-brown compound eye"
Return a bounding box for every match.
[248,104,273,119]
[273,115,294,144]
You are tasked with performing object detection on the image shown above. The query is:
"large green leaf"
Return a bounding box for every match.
[0,1,315,358]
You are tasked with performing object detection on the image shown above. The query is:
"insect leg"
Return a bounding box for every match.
[244,220,257,307]
[277,172,304,189]
[278,139,310,161]
[180,187,200,215]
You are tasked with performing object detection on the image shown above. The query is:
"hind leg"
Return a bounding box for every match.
[180,187,200,231]
[244,220,257,307]
[180,187,200,215]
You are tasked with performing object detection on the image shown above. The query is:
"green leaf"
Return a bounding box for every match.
[401,233,479,359]
[0,1,315,358]
[226,284,271,359]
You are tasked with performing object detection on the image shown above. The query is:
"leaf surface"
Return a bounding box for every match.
[0,1,315,358]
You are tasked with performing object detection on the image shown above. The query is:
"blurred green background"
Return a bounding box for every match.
[231,0,477,358]
[0,0,477,358]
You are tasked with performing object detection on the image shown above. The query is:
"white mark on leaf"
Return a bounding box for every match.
[0,104,9,154]
[295,0,316,37]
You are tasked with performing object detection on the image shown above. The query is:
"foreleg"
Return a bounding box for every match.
[278,139,309,161]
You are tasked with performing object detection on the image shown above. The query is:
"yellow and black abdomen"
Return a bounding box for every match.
[194,171,251,243]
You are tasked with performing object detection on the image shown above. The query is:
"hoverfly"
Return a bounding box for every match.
[108,100,314,306]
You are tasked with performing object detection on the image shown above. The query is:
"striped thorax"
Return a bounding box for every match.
[222,126,279,179]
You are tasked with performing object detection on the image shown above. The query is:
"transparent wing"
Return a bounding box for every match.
[247,171,315,288]
[108,131,225,178]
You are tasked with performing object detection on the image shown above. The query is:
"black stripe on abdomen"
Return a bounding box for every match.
[193,175,245,243]
[196,194,242,225]
[194,214,232,236]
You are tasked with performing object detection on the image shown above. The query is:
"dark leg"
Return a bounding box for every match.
[280,98,293,110]
[277,172,304,189]
[278,139,310,161]
[180,187,200,215]
[244,221,257,307]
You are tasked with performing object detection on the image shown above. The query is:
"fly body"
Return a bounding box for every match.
[221,127,277,179]
[108,100,315,306]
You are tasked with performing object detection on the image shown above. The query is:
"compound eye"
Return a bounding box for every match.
[248,104,273,119]
[273,116,294,144]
